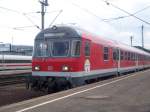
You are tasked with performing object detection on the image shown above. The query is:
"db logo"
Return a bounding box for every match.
[84,59,90,72]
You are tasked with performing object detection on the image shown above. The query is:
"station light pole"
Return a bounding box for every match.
[39,0,49,30]
[130,36,133,46]
[141,25,144,48]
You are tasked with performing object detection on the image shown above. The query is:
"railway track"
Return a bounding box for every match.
[0,72,31,86]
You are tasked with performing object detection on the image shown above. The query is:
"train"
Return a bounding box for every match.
[29,25,150,92]
[0,54,32,71]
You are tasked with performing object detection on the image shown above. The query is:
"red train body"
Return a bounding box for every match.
[30,25,150,91]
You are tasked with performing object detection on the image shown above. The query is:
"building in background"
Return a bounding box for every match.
[0,43,33,56]
[0,43,11,52]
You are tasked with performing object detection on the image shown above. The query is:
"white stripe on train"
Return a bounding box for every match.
[32,65,150,77]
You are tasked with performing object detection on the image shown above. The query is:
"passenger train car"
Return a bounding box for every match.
[0,54,32,71]
[30,25,150,91]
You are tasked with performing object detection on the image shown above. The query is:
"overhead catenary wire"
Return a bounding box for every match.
[0,6,41,30]
[102,5,150,22]
[23,13,41,30]
[0,6,20,14]
[49,10,63,27]
[101,0,150,26]
[13,25,38,30]
[0,5,64,30]
[67,0,150,26]
[70,2,107,23]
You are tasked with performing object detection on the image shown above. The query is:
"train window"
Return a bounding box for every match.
[34,42,49,57]
[135,53,138,61]
[138,54,141,61]
[113,49,117,60]
[130,52,131,60]
[134,53,136,61]
[133,53,135,60]
[132,53,134,61]
[143,55,145,61]
[72,40,81,56]
[52,41,69,57]
[103,47,109,60]
[135,54,137,60]
[125,52,128,60]
[85,41,90,56]
[128,52,130,60]
[131,53,133,60]
[121,51,124,60]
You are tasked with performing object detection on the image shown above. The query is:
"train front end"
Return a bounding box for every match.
[30,26,84,91]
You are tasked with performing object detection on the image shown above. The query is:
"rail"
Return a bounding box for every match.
[0,72,31,86]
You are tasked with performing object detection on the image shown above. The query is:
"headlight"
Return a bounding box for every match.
[62,65,69,72]
[34,66,40,71]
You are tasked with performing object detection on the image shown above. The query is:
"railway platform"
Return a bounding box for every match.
[0,69,150,112]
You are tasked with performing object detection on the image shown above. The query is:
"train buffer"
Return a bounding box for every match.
[0,69,150,112]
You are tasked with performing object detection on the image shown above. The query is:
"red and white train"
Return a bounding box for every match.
[0,54,31,71]
[30,25,150,91]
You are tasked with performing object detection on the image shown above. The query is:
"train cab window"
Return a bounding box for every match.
[52,41,69,57]
[103,47,109,60]
[72,40,81,56]
[34,42,49,57]
[85,41,90,56]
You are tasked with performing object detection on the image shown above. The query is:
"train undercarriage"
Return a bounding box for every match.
[26,76,73,93]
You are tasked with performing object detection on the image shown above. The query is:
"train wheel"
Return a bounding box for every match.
[25,75,31,89]
[47,80,56,93]
[116,72,120,77]
[64,81,73,90]
[26,81,30,89]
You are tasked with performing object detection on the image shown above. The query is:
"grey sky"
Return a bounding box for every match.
[0,0,150,49]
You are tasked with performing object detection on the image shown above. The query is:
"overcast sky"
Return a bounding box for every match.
[0,0,150,49]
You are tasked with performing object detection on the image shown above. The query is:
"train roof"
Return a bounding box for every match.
[35,25,82,40]
[36,25,150,56]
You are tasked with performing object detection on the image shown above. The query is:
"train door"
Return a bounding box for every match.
[84,40,91,72]
[135,53,138,70]
[116,48,120,73]
[113,48,120,74]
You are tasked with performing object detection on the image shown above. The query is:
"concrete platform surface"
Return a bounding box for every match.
[0,70,150,112]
